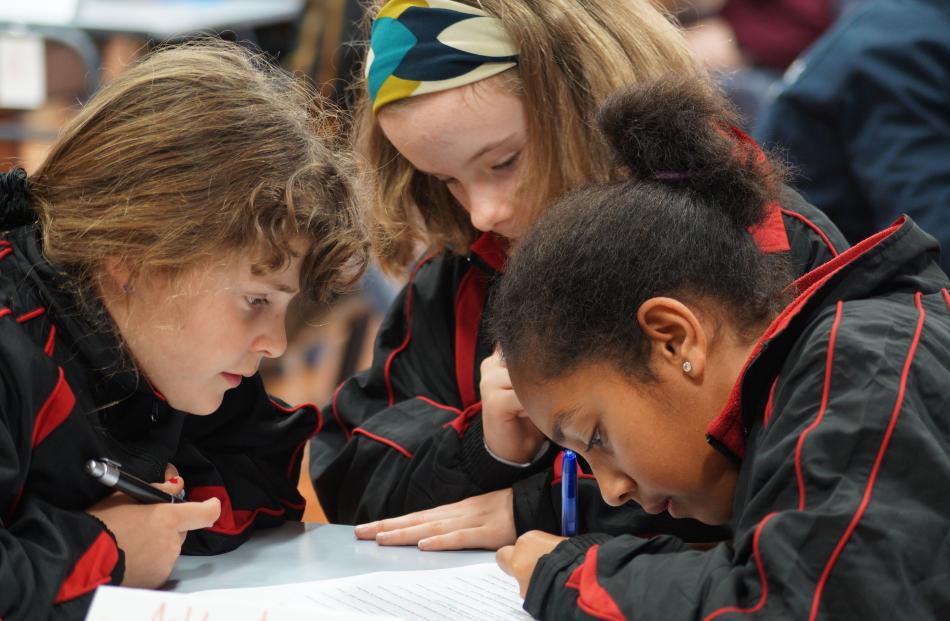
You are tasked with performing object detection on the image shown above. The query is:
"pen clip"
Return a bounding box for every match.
[100,457,123,469]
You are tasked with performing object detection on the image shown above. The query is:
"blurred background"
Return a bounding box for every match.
[0,0,871,521]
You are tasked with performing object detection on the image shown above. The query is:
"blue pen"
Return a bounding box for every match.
[561,450,578,536]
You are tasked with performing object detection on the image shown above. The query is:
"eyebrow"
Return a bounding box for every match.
[271,283,299,295]
[419,134,520,177]
[551,406,582,445]
[465,134,517,166]
[253,279,299,295]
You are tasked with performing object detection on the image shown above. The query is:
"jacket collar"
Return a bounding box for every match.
[469,231,508,273]
[706,216,947,460]
[6,224,155,402]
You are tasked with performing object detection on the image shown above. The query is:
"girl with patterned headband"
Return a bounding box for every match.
[311,0,846,553]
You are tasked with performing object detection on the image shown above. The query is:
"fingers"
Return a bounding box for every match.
[355,510,435,540]
[359,489,516,551]
[152,476,185,499]
[164,463,180,481]
[496,532,560,599]
[494,390,523,416]
[418,526,511,551]
[170,497,221,532]
[374,517,468,547]
[480,353,513,389]
[496,545,515,575]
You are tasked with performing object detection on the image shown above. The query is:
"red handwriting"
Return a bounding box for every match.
[147,603,272,621]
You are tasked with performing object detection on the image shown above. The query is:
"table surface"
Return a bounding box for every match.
[166,523,499,593]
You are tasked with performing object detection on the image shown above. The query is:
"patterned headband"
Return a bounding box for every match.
[367,0,519,114]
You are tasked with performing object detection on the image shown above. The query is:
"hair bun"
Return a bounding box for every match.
[597,77,775,231]
[0,168,37,230]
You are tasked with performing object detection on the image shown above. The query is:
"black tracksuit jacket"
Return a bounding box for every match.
[0,201,316,618]
[310,186,850,542]
[523,217,950,619]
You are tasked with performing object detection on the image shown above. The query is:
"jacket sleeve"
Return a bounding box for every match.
[174,375,317,555]
[310,253,551,523]
[523,300,950,619]
[0,364,124,621]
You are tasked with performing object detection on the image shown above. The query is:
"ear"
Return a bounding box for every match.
[636,297,708,380]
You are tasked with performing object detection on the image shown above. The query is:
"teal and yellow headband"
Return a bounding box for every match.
[366,0,519,113]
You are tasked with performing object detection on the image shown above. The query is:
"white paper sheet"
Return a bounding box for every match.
[86,585,396,621]
[198,563,532,621]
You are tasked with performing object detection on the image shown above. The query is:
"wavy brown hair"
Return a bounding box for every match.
[30,39,368,304]
[353,0,701,273]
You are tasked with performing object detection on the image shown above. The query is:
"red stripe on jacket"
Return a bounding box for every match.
[780,207,840,256]
[268,398,321,478]
[187,486,287,536]
[706,218,906,459]
[15,306,45,323]
[564,545,626,621]
[702,512,781,620]
[794,302,844,509]
[807,292,927,621]
[32,368,76,447]
[330,380,352,440]
[43,325,56,357]
[53,531,119,604]
[351,428,413,459]
[384,251,440,406]
[761,376,780,428]
[445,402,483,436]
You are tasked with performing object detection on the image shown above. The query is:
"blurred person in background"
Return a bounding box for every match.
[756,0,950,273]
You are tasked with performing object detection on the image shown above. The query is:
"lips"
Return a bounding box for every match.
[221,372,243,388]
[643,497,672,515]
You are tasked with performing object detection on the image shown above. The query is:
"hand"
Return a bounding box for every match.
[481,350,547,464]
[354,488,516,551]
[496,530,566,598]
[87,466,221,588]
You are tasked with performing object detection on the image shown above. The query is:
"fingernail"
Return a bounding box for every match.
[354,524,370,536]
[418,538,430,550]
[168,477,180,484]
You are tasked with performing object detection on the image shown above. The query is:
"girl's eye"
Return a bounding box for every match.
[492,153,519,171]
[586,427,603,452]
[246,296,269,308]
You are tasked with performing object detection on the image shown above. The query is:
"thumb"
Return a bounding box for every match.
[496,545,515,575]
[173,497,222,532]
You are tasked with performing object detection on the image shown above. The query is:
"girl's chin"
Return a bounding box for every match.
[169,392,225,416]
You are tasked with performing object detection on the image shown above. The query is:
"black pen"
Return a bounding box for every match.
[85,458,185,504]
